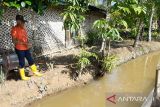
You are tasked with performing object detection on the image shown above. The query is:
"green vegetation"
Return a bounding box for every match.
[73,35,88,47]
[76,49,98,71]
[61,3,86,31]
[93,19,123,56]
[102,55,117,73]
[86,30,100,46]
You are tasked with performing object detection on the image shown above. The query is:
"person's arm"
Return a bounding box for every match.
[12,37,28,45]
[12,37,18,45]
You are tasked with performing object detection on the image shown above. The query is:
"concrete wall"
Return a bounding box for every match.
[0,7,105,56]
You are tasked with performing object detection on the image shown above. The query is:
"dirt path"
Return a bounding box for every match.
[1,40,160,107]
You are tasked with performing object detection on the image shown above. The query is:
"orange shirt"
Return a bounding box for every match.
[11,25,29,50]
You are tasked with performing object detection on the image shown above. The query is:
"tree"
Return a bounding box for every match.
[0,0,78,17]
[92,0,133,57]
[61,2,87,31]
[111,0,146,47]
[145,0,160,42]
[93,19,123,57]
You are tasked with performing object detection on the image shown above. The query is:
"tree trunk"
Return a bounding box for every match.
[148,4,155,42]
[139,27,144,41]
[100,10,109,57]
[100,38,106,57]
[133,20,143,47]
[107,39,111,57]
[100,1,112,57]
[158,19,160,30]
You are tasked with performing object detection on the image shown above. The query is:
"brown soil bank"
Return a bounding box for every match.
[1,40,160,107]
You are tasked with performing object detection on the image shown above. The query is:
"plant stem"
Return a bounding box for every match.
[100,38,106,57]
[133,20,143,47]
[148,4,155,42]
[107,39,111,57]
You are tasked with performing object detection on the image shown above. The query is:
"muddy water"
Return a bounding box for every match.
[29,51,160,107]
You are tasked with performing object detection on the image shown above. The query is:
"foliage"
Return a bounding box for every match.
[96,0,160,43]
[107,28,123,41]
[76,49,98,71]
[2,0,32,10]
[61,0,88,31]
[75,47,118,75]
[102,55,117,73]
[112,0,147,33]
[86,30,100,45]
[73,34,88,47]
[0,0,86,16]
[92,18,123,55]
[93,19,123,41]
[61,5,86,31]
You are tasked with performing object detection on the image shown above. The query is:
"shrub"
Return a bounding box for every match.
[86,30,100,46]
[76,49,98,71]
[102,55,118,73]
[73,35,88,47]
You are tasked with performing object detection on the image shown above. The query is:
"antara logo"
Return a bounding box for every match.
[106,94,117,104]
[106,94,148,104]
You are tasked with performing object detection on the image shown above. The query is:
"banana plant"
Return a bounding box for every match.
[61,0,88,47]
[102,54,117,73]
[61,5,86,31]
[110,0,147,47]
[76,49,98,71]
[93,18,123,56]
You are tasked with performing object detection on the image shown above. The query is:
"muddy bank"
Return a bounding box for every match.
[112,41,160,65]
[1,40,160,107]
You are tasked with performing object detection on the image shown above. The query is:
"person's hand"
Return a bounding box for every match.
[16,40,26,45]
[28,43,32,49]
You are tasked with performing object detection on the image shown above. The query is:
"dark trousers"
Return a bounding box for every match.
[15,49,34,68]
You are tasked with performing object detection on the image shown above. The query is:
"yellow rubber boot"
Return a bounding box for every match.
[19,68,30,80]
[30,64,43,77]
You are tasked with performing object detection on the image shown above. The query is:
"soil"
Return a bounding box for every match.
[1,40,160,107]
